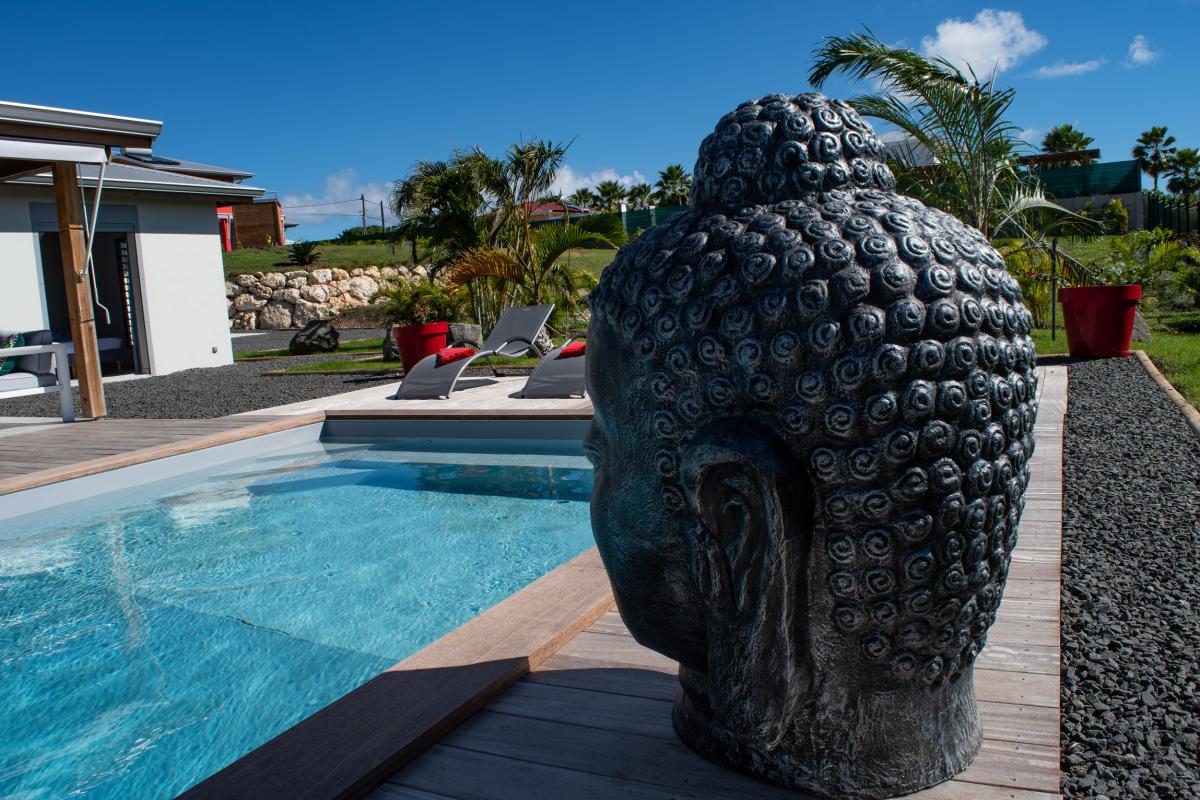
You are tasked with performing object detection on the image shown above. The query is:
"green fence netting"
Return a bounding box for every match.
[1031,159,1141,199]
[621,205,690,234]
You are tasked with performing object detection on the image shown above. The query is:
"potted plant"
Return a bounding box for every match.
[375,282,469,372]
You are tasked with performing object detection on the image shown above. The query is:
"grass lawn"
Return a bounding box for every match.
[223,245,618,279]
[235,336,384,360]
[1054,235,1118,269]
[1032,310,1200,405]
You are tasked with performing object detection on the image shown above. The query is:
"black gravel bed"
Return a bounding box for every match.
[231,327,383,354]
[1062,357,1200,798]
[0,356,395,419]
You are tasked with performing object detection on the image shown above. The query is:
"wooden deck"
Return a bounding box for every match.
[372,365,1066,800]
[0,414,322,495]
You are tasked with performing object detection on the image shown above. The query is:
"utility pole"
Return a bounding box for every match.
[379,200,385,229]
[360,194,367,234]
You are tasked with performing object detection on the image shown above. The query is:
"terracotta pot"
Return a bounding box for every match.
[1058,285,1142,358]
[391,322,448,372]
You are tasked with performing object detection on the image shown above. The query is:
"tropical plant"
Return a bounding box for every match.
[809,31,1096,243]
[567,188,599,209]
[374,280,469,326]
[390,158,493,271]
[1040,124,1095,165]
[1132,126,1177,193]
[1167,148,1200,210]
[1094,229,1200,306]
[594,180,627,211]
[336,225,387,242]
[445,213,626,325]
[997,238,1094,327]
[627,183,654,209]
[653,164,692,207]
[1100,199,1129,235]
[287,241,322,266]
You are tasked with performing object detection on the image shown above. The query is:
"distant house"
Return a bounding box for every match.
[0,100,266,380]
[524,201,593,223]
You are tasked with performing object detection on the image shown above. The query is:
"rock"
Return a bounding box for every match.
[1132,310,1152,343]
[248,282,274,300]
[533,329,555,356]
[234,273,258,288]
[286,276,308,289]
[411,265,428,278]
[291,299,329,327]
[364,266,382,280]
[288,302,331,333]
[258,302,293,329]
[382,328,401,362]
[260,272,286,289]
[448,322,483,348]
[345,276,380,301]
[310,268,333,285]
[300,284,329,304]
[325,281,344,297]
[285,270,309,281]
[272,287,302,304]
[351,268,365,277]
[380,267,399,280]
[230,311,257,330]
[331,268,350,281]
[289,320,339,354]
[225,281,238,297]
[233,293,268,312]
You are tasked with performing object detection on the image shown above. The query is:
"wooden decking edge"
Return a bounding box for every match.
[180,548,614,800]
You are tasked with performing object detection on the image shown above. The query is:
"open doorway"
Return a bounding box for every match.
[39,232,147,374]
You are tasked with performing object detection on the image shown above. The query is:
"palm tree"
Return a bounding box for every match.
[653,164,692,207]
[1132,126,1177,193]
[1166,147,1200,210]
[627,183,653,209]
[390,158,494,271]
[594,180,627,211]
[567,188,598,209]
[1040,124,1095,165]
[446,214,626,308]
[809,31,1096,240]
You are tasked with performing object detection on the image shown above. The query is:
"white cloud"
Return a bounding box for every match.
[1125,34,1159,68]
[921,9,1047,76]
[550,165,648,196]
[279,169,396,233]
[1034,58,1105,78]
[1019,127,1041,145]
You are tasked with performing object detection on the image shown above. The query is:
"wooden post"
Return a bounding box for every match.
[51,161,106,418]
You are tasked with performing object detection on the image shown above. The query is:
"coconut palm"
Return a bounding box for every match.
[594,180,628,211]
[1166,147,1200,210]
[653,164,692,207]
[445,214,626,313]
[1132,126,1177,193]
[809,31,1097,241]
[567,188,599,209]
[1040,124,1095,165]
[390,158,494,270]
[627,183,654,209]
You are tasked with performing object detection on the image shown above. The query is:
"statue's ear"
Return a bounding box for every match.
[682,426,811,747]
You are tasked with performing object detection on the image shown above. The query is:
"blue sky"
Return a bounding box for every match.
[4,1,1197,240]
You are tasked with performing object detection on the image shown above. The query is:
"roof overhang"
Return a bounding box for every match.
[0,136,108,180]
[9,169,265,201]
[0,100,161,149]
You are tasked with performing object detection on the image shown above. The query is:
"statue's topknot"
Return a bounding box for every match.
[692,93,896,209]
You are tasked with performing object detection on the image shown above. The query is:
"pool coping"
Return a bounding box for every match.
[180,547,614,800]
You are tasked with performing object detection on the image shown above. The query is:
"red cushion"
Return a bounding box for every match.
[437,346,476,365]
[558,341,586,358]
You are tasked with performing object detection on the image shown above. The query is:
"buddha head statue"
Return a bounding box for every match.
[585,93,1037,798]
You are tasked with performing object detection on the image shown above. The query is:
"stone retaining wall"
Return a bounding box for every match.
[225,264,428,330]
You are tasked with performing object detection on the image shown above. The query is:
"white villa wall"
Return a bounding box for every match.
[0,186,232,374]
[0,194,49,331]
[134,198,233,373]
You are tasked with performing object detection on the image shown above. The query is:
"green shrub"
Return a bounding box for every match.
[287,241,322,266]
[374,281,469,325]
[1100,200,1129,235]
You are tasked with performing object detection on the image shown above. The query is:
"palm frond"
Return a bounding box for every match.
[446,249,524,289]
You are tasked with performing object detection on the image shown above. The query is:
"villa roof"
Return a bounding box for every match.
[6,160,264,200]
[113,150,255,182]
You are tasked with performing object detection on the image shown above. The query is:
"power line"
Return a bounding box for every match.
[282,198,368,209]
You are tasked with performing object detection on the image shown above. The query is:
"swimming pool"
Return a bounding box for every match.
[0,431,594,798]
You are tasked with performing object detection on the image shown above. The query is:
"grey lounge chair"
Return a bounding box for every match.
[519,334,586,398]
[394,304,554,399]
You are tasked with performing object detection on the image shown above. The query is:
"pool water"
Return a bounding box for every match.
[0,438,594,798]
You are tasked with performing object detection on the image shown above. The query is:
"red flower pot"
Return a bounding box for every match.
[1058,285,1142,359]
[391,322,449,372]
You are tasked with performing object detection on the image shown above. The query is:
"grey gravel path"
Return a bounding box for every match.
[0,356,396,419]
[1062,357,1200,799]
[230,328,383,354]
